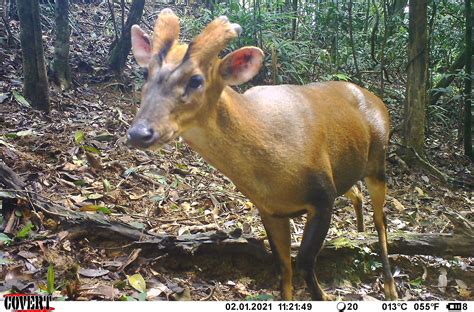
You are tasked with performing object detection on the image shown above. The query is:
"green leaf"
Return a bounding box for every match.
[73,179,87,187]
[115,280,127,290]
[83,145,101,154]
[97,207,111,214]
[12,90,31,108]
[127,273,147,293]
[245,293,273,301]
[334,73,350,81]
[119,295,137,301]
[409,277,424,287]
[4,133,18,139]
[137,292,147,301]
[0,233,12,243]
[74,130,85,145]
[47,263,55,294]
[16,222,34,239]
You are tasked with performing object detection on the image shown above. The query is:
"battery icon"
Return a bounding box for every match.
[447,303,462,311]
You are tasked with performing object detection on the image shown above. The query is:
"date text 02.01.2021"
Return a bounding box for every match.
[225,302,273,311]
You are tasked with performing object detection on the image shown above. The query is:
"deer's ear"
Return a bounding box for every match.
[219,47,264,86]
[131,25,152,67]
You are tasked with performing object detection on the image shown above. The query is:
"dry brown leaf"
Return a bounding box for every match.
[392,198,405,212]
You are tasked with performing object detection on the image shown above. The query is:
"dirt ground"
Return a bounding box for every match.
[0,2,472,301]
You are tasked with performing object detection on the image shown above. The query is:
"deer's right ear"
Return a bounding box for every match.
[131,25,152,67]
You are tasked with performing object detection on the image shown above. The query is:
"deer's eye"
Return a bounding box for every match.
[143,68,149,80]
[187,75,204,91]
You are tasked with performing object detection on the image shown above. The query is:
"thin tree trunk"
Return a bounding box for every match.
[370,0,379,64]
[364,0,370,33]
[332,0,339,69]
[108,0,145,76]
[403,0,428,156]
[291,0,298,40]
[16,0,50,112]
[380,0,388,95]
[53,0,71,90]
[348,0,360,81]
[464,0,473,160]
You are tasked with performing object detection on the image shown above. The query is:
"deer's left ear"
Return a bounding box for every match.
[219,47,264,86]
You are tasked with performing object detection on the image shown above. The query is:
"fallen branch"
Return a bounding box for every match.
[1,161,473,262]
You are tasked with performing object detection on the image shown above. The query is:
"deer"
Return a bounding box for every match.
[127,9,398,301]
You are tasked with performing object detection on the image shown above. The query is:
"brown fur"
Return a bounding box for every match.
[128,11,398,301]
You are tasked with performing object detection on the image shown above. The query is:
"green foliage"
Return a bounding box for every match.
[47,263,55,295]
[245,293,273,301]
[16,222,34,239]
[0,233,13,245]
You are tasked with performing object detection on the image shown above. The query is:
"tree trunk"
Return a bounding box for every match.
[464,0,473,160]
[16,0,50,113]
[403,0,428,156]
[108,0,145,76]
[52,0,72,90]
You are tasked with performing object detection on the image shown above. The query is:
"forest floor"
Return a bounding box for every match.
[0,2,473,301]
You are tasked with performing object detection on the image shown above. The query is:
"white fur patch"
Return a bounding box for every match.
[346,84,386,139]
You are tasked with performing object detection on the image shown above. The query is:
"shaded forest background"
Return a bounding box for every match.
[0,0,473,302]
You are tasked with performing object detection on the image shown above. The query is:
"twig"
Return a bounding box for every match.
[106,160,162,188]
[107,0,119,42]
[117,248,142,273]
[201,287,216,301]
[3,209,17,234]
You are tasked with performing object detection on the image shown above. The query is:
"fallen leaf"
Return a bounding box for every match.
[70,194,87,204]
[415,187,424,196]
[455,279,471,298]
[392,198,405,212]
[79,268,110,278]
[12,90,31,108]
[128,273,147,293]
[74,131,85,145]
[0,92,9,103]
[87,193,103,200]
[129,193,146,200]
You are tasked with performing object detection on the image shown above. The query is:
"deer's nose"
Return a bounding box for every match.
[127,122,157,148]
